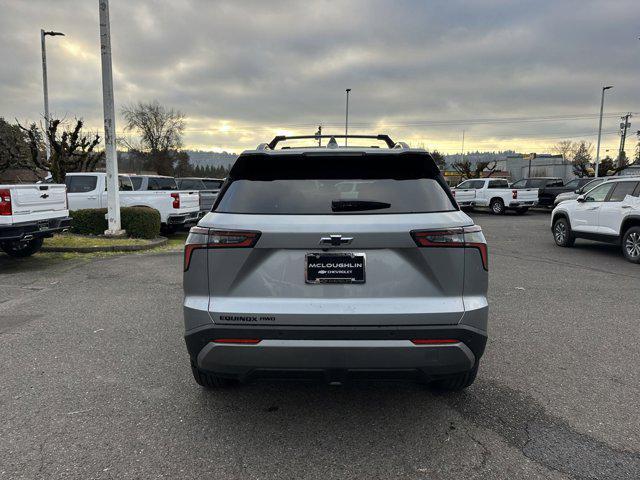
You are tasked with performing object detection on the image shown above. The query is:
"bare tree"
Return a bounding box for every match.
[452,160,497,180]
[553,140,575,161]
[19,119,103,182]
[121,101,185,175]
[0,118,34,174]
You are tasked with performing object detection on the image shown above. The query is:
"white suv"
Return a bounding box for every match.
[551,177,640,263]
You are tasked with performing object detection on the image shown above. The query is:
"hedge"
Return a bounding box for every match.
[70,207,161,239]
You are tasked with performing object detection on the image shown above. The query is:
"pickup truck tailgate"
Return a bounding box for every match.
[452,188,476,204]
[9,184,67,215]
[178,191,200,211]
[514,188,539,202]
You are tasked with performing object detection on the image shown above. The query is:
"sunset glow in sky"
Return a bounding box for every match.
[1,0,638,155]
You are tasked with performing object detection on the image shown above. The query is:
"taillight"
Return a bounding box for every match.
[411,339,459,345]
[410,225,488,270]
[184,226,261,271]
[212,338,261,345]
[0,189,12,216]
[512,189,518,199]
[171,192,180,209]
[452,190,456,197]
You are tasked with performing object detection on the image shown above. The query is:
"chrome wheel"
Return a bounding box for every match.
[625,232,640,259]
[554,222,566,244]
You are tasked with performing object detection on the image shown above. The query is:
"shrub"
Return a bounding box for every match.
[70,207,161,239]
[121,207,161,239]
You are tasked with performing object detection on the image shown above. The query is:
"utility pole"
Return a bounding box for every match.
[617,113,632,168]
[40,29,64,161]
[345,88,351,146]
[460,130,465,164]
[98,0,124,236]
[595,85,613,178]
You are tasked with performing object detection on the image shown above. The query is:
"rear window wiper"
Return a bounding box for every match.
[331,200,391,212]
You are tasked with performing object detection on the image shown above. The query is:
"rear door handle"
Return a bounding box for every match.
[586,206,599,210]
[621,205,632,209]
[87,196,98,200]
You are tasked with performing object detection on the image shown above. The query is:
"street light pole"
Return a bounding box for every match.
[345,88,351,147]
[40,29,64,161]
[595,85,613,178]
[98,0,124,236]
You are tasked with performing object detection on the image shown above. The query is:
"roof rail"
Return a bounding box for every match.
[265,134,397,150]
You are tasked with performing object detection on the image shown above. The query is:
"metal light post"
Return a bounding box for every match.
[345,88,351,146]
[41,29,64,161]
[98,0,124,236]
[595,85,613,178]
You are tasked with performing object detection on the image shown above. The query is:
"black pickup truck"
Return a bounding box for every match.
[510,177,595,207]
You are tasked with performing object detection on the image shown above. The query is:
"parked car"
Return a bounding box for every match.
[65,173,200,228]
[183,134,488,390]
[452,178,538,214]
[510,177,574,207]
[551,177,640,263]
[553,177,609,206]
[0,183,71,257]
[176,177,225,217]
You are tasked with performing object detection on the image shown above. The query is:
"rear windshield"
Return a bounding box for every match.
[203,180,223,190]
[147,177,178,190]
[130,177,142,190]
[65,176,97,193]
[215,153,455,215]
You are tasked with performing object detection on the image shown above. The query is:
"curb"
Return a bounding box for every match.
[41,236,168,253]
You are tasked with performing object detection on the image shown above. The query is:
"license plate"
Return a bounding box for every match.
[38,220,50,231]
[305,253,366,284]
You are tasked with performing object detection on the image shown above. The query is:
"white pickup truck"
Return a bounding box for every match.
[65,173,200,228]
[452,178,539,214]
[0,183,71,257]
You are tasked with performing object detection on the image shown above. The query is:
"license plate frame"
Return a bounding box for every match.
[305,252,366,284]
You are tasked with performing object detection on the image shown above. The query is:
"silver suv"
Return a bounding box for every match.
[183,135,488,390]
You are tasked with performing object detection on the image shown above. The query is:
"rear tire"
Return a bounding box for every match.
[553,217,575,247]
[431,363,479,391]
[621,226,640,264]
[514,207,529,215]
[0,238,44,257]
[490,198,505,215]
[190,361,236,388]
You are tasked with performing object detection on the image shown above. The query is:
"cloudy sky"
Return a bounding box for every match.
[1,0,638,155]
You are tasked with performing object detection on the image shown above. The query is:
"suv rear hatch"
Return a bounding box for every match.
[200,152,473,327]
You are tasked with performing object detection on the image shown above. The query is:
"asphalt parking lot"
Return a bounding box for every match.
[1,211,639,480]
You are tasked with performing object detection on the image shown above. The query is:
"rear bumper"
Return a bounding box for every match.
[0,216,72,242]
[166,211,199,225]
[185,324,487,382]
[508,201,537,208]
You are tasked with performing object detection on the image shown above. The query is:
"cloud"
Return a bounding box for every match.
[0,0,638,153]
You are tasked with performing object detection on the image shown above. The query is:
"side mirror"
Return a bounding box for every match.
[577,195,586,203]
